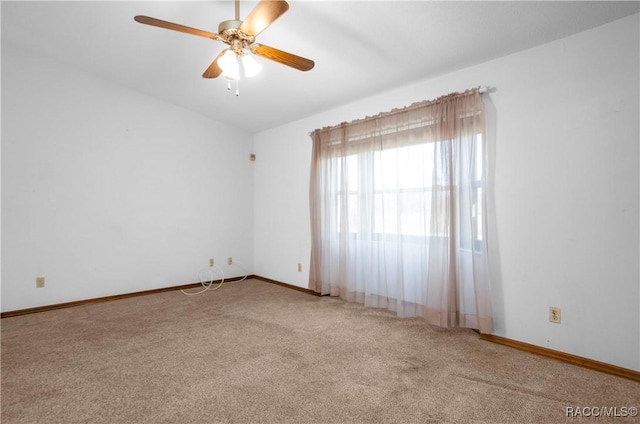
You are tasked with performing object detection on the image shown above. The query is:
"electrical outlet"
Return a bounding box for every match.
[297,263,302,272]
[36,277,45,288]
[227,257,232,265]
[549,307,561,324]
[209,258,215,267]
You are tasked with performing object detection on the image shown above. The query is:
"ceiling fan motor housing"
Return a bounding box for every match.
[218,19,241,33]
[218,19,254,51]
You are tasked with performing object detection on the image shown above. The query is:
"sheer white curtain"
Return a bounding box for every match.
[309,89,493,333]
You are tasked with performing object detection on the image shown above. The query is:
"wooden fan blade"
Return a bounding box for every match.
[203,50,225,79]
[239,0,289,37]
[252,44,314,71]
[134,15,219,40]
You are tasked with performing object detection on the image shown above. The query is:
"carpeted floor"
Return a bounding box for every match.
[1,279,638,423]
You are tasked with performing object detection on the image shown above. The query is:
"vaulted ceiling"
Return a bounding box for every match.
[3,1,639,133]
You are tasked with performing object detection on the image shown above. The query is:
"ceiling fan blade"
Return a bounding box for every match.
[134,15,219,40]
[252,44,314,72]
[203,50,226,79]
[239,0,289,37]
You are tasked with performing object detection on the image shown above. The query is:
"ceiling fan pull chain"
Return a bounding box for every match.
[227,80,232,91]
[236,80,240,96]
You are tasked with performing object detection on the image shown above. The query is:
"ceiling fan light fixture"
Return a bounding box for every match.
[219,49,241,80]
[241,53,262,78]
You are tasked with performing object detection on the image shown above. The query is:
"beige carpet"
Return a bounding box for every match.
[1,279,638,423]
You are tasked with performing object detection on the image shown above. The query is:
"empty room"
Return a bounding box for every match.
[2,1,639,423]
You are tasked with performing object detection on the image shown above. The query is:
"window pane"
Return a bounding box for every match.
[375,192,398,234]
[375,150,397,191]
[399,191,428,236]
[398,144,433,189]
[347,154,358,191]
[475,187,483,241]
[475,134,483,182]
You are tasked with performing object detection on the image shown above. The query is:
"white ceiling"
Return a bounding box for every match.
[3,1,639,133]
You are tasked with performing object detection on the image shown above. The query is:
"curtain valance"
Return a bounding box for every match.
[310,88,484,155]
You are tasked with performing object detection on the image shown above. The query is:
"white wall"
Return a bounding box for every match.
[2,42,254,311]
[253,14,640,371]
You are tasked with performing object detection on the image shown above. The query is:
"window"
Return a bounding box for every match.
[336,135,484,248]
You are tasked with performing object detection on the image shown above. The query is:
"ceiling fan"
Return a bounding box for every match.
[134,0,314,83]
